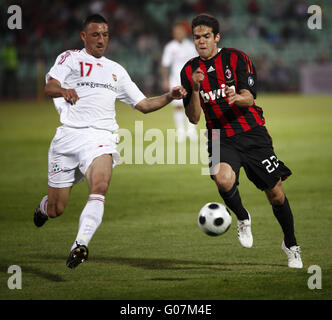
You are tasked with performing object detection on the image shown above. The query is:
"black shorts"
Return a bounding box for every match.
[208,125,292,191]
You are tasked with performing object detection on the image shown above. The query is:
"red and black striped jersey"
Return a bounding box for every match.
[180,48,265,138]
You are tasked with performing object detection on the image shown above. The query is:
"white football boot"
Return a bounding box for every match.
[237,212,253,248]
[282,241,303,269]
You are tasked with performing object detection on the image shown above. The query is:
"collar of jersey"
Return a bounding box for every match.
[82,48,105,61]
[199,47,223,63]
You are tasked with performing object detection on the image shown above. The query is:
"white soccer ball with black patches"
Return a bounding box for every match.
[198,202,232,236]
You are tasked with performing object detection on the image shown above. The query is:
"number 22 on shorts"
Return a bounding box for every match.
[262,155,279,173]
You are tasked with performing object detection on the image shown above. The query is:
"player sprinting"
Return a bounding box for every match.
[34,14,187,269]
[181,14,302,268]
[161,21,198,142]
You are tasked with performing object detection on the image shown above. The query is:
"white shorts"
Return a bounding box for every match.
[48,126,120,188]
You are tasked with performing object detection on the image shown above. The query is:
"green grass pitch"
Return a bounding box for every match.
[0,94,331,300]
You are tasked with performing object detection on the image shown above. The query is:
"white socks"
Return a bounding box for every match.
[39,195,49,217]
[39,194,105,251]
[71,194,105,250]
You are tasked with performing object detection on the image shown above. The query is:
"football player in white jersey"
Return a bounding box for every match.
[34,14,187,269]
[161,21,198,142]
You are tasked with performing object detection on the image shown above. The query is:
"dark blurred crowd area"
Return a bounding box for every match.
[0,0,331,99]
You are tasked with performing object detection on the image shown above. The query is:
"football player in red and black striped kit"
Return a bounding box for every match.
[181,14,302,268]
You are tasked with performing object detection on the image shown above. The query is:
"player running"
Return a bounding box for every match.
[34,14,186,269]
[181,14,302,268]
[161,21,198,142]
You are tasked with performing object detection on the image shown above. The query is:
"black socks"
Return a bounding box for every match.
[219,184,297,248]
[218,184,249,221]
[272,196,297,248]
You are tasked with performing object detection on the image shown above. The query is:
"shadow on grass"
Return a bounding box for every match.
[17,254,287,283]
[29,254,287,271]
[93,256,287,271]
[94,256,287,281]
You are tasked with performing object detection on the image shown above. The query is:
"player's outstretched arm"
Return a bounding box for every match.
[45,78,79,105]
[135,86,187,114]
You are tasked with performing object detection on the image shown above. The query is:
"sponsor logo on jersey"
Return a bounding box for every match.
[77,81,117,92]
[200,84,235,103]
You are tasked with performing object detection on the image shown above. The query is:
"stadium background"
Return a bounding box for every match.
[1,0,331,99]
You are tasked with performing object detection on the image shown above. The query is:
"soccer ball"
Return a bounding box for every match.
[198,202,232,236]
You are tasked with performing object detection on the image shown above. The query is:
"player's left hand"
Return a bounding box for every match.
[225,85,238,105]
[170,86,187,100]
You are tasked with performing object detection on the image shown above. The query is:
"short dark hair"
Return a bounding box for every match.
[82,14,108,30]
[192,14,220,36]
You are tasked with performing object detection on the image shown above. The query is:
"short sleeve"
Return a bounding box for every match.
[116,69,146,108]
[236,53,257,99]
[181,64,193,107]
[46,51,74,85]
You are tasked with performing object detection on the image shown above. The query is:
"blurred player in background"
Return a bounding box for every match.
[181,14,302,268]
[161,21,198,142]
[1,37,19,99]
[33,14,187,269]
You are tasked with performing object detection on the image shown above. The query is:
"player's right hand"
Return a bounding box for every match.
[169,85,187,100]
[192,67,204,91]
[62,88,79,105]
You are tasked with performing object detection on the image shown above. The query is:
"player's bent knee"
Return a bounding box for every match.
[90,181,109,195]
[47,203,65,218]
[270,196,285,206]
[265,180,285,206]
[212,163,235,191]
[213,168,235,192]
[214,173,235,192]
[266,191,285,206]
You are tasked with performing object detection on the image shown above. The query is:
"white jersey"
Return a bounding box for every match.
[161,38,197,88]
[46,48,146,132]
